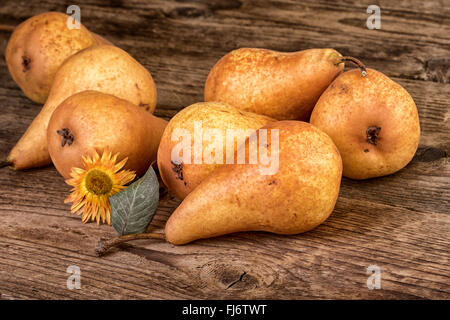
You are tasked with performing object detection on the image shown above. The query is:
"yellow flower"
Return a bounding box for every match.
[64,149,136,225]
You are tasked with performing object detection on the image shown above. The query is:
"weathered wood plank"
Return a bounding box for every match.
[0,0,449,299]
[0,195,449,299]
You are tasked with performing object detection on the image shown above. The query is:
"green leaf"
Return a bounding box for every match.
[110,166,159,236]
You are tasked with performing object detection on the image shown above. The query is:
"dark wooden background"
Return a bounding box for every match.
[0,0,449,299]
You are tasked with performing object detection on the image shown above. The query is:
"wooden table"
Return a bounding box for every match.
[0,0,448,300]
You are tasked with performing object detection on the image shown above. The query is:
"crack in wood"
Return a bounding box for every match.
[226,271,247,289]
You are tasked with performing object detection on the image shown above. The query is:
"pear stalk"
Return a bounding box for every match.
[0,160,12,168]
[338,56,367,76]
[95,232,165,256]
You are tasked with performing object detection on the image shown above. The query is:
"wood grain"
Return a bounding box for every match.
[0,0,449,299]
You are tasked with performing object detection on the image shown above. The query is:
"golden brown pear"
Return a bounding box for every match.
[204,48,344,120]
[91,33,113,45]
[157,102,274,199]
[47,91,167,179]
[5,12,101,104]
[6,45,157,170]
[165,121,342,245]
[310,65,420,179]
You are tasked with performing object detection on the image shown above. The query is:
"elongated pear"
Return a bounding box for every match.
[5,45,157,170]
[157,102,274,199]
[47,91,167,179]
[5,12,103,104]
[91,33,113,45]
[310,62,420,179]
[165,121,342,245]
[204,48,344,120]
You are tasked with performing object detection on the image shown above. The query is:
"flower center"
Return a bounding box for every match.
[85,169,113,195]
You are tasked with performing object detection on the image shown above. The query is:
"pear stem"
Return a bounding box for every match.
[338,56,367,77]
[0,160,12,168]
[95,232,166,256]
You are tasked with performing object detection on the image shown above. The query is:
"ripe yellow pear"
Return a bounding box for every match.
[157,102,274,199]
[204,48,344,120]
[310,63,420,179]
[91,33,113,45]
[5,12,105,104]
[47,91,167,179]
[5,45,157,170]
[165,121,342,245]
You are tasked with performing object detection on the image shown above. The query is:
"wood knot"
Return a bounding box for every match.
[199,261,258,291]
[413,147,448,163]
[424,58,450,83]
[169,7,205,18]
[198,257,277,292]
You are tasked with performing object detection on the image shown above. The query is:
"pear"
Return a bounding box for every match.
[91,33,113,45]
[5,45,157,170]
[165,121,342,245]
[5,12,102,104]
[310,60,420,179]
[204,48,344,120]
[157,102,274,199]
[47,91,167,179]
